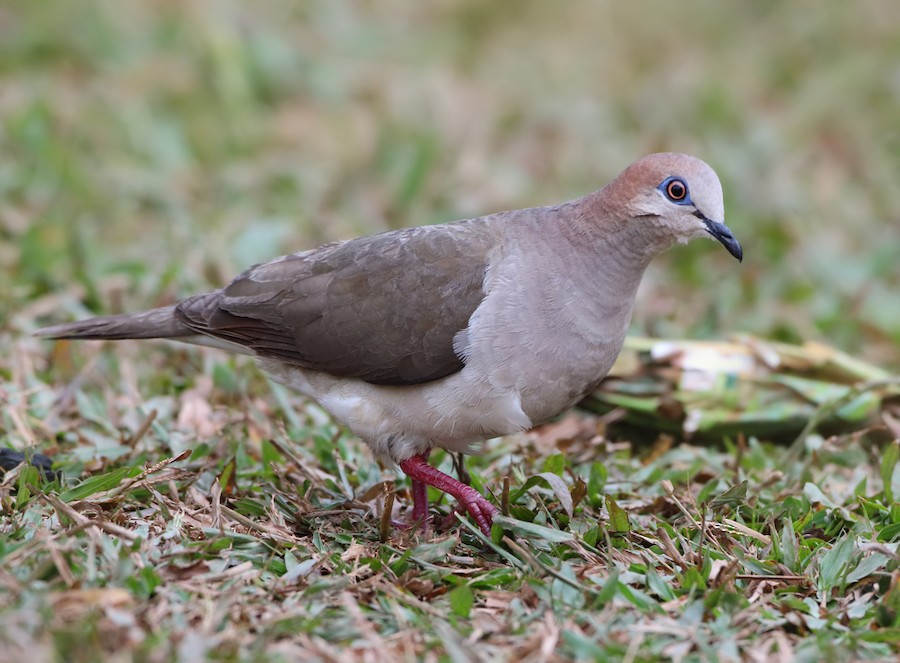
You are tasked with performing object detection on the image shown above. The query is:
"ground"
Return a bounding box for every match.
[2,2,900,661]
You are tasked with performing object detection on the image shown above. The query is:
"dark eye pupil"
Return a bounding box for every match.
[668,181,685,200]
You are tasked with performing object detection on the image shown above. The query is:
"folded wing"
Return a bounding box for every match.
[176,222,496,386]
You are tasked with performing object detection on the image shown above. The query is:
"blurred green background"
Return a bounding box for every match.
[3,1,900,367]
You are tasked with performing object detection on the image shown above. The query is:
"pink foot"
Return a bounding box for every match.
[399,455,497,536]
[391,454,431,531]
[438,505,466,531]
[411,477,428,523]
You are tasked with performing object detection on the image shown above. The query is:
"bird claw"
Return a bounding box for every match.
[399,454,497,537]
[439,493,498,535]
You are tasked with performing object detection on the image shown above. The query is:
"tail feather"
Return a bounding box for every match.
[35,306,192,341]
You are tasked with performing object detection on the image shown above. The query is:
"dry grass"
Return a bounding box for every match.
[3,334,900,661]
[3,2,900,661]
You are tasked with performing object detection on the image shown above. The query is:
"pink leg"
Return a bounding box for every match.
[410,451,430,525]
[392,453,430,530]
[411,477,428,522]
[399,455,497,535]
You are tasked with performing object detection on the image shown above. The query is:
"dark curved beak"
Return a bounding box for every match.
[698,214,743,262]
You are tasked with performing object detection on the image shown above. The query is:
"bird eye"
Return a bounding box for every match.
[665,178,688,202]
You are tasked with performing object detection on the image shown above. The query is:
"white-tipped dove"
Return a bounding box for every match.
[37,153,742,535]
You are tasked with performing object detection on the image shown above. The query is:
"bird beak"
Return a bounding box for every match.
[700,216,743,262]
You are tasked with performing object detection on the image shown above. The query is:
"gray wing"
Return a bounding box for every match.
[175,221,497,386]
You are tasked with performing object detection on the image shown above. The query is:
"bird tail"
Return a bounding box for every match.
[35,305,192,341]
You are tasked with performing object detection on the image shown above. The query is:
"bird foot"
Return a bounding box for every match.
[437,495,498,534]
[399,455,497,536]
[390,476,430,531]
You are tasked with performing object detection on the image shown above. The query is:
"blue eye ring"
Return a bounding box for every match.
[659,177,691,204]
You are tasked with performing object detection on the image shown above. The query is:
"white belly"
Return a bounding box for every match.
[259,357,538,462]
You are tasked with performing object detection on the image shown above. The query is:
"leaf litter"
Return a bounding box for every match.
[2,333,899,661]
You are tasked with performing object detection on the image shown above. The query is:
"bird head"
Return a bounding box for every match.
[608,152,743,262]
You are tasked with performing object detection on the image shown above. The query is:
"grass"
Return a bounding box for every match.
[3,1,900,661]
[3,358,900,661]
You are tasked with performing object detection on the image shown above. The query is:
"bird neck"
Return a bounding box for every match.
[511,202,651,320]
[570,188,677,268]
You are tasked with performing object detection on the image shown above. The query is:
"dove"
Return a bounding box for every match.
[37,152,742,535]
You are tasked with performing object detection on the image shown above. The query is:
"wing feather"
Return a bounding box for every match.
[175,220,497,386]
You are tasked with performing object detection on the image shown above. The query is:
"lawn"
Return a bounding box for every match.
[2,2,900,661]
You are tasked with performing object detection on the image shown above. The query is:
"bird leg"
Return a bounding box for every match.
[399,454,497,535]
[452,452,471,486]
[409,450,431,526]
[390,453,430,531]
[411,476,429,523]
